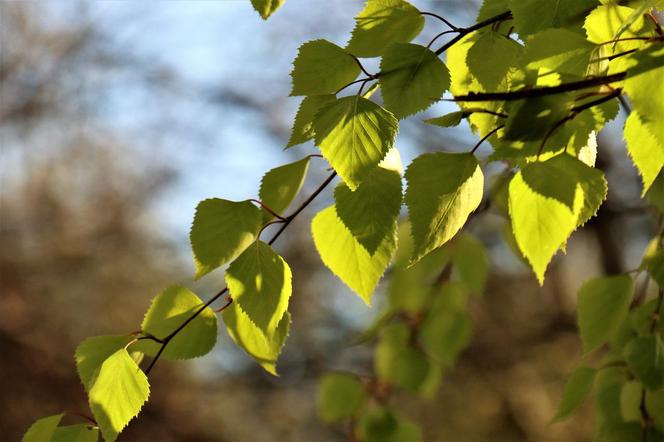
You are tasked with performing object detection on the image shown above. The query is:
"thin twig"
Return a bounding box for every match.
[435,11,513,55]
[420,11,458,30]
[470,124,504,154]
[250,199,286,221]
[350,54,375,78]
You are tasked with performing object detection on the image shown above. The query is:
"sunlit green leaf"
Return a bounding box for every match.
[424,111,465,128]
[467,31,522,90]
[509,0,598,37]
[346,0,424,58]
[190,199,263,279]
[89,349,150,442]
[312,205,396,304]
[313,95,398,190]
[522,28,596,76]
[134,285,217,360]
[509,154,606,283]
[290,40,360,96]
[379,43,450,118]
[225,241,291,336]
[259,157,310,221]
[76,335,133,391]
[334,149,402,254]
[405,152,483,264]
[222,304,290,375]
[287,95,336,148]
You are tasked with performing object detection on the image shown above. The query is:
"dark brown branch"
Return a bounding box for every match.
[435,11,513,55]
[452,72,626,102]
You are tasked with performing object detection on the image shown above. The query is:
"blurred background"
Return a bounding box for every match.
[0,1,659,441]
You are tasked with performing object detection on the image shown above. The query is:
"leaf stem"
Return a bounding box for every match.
[250,199,286,221]
[420,11,458,30]
[470,124,504,154]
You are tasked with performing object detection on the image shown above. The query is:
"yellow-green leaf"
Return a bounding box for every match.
[259,157,310,221]
[290,40,360,96]
[190,198,262,279]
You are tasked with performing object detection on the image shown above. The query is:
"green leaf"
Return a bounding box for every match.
[424,111,465,128]
[222,304,290,375]
[405,152,484,264]
[259,157,310,221]
[250,0,285,19]
[647,248,664,288]
[135,285,217,360]
[551,366,597,423]
[419,284,473,366]
[75,335,133,392]
[287,95,336,148]
[312,205,396,304]
[620,381,643,422]
[450,233,489,294]
[623,45,664,148]
[334,149,402,254]
[379,43,450,118]
[467,31,522,90]
[375,323,440,396]
[509,0,598,37]
[585,5,649,51]
[577,275,633,353]
[313,95,398,190]
[52,425,99,442]
[316,373,367,423]
[648,171,664,212]
[346,0,424,58]
[22,414,63,442]
[190,198,263,279]
[522,28,596,76]
[359,408,423,442]
[477,0,510,22]
[625,112,664,196]
[624,336,664,390]
[647,390,664,431]
[503,94,573,142]
[290,40,360,96]
[225,241,291,336]
[88,349,150,442]
[508,154,606,283]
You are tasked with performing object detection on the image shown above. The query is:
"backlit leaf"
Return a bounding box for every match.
[313,95,398,190]
[312,205,396,304]
[225,241,291,336]
[223,304,290,375]
[346,0,424,58]
[467,31,522,90]
[135,285,217,360]
[405,152,483,264]
[259,157,310,221]
[379,43,450,118]
[88,349,150,442]
[75,335,133,391]
[509,0,598,37]
[287,95,336,148]
[624,112,664,195]
[52,425,99,442]
[334,149,402,254]
[290,40,360,96]
[190,199,263,279]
